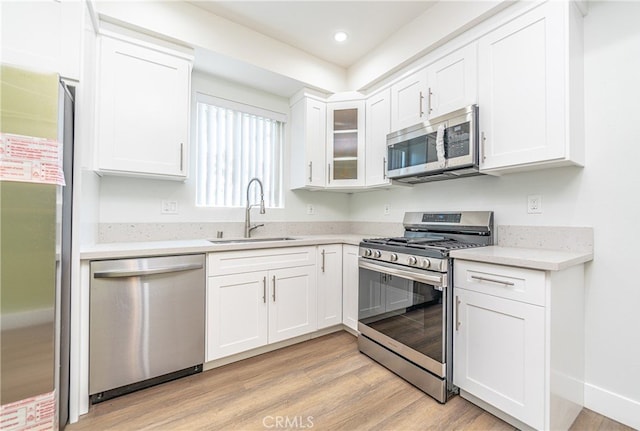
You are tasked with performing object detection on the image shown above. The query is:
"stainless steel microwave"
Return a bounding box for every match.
[386,105,481,184]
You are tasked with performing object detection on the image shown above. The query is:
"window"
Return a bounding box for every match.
[196,94,285,208]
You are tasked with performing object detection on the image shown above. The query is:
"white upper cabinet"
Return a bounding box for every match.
[390,44,477,132]
[478,1,584,173]
[290,95,327,189]
[365,88,392,187]
[426,43,478,119]
[390,69,428,132]
[326,100,366,188]
[96,33,192,179]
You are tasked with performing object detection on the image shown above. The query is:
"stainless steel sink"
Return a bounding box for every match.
[208,237,297,244]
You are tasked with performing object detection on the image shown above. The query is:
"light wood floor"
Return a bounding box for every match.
[68,331,632,431]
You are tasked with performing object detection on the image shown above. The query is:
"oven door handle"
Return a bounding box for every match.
[358,258,445,287]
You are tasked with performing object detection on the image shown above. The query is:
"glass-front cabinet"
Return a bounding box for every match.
[326,100,365,187]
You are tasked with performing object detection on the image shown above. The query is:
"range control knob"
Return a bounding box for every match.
[408,256,418,265]
[389,253,398,262]
[363,249,372,257]
[422,258,431,269]
[373,250,382,258]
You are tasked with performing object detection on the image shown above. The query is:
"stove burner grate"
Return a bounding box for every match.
[363,237,485,251]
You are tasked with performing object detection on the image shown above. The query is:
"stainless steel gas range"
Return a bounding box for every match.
[357,211,494,403]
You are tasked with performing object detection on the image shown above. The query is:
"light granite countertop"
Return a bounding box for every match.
[450,246,593,271]
[80,235,367,260]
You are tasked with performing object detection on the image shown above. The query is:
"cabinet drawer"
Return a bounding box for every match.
[208,246,316,276]
[454,260,546,306]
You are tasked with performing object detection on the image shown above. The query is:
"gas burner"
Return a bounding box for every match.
[360,211,494,264]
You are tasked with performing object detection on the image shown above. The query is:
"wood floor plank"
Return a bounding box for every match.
[67,331,632,431]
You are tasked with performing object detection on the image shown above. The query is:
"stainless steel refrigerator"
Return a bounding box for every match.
[1,65,74,430]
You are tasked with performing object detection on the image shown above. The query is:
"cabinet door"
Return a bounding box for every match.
[290,97,326,188]
[327,101,365,187]
[454,288,545,430]
[478,2,565,171]
[317,245,343,329]
[365,88,391,186]
[390,68,428,132]
[268,266,317,343]
[206,272,268,361]
[97,36,190,178]
[342,245,359,331]
[426,43,477,119]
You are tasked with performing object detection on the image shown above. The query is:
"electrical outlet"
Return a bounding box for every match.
[307,204,315,215]
[527,195,542,214]
[161,200,178,214]
[384,204,391,215]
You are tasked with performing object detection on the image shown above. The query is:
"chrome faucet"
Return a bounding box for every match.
[244,177,266,238]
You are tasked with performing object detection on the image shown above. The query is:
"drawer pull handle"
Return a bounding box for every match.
[470,275,515,286]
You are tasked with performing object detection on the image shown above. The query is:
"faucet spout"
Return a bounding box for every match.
[245,178,266,238]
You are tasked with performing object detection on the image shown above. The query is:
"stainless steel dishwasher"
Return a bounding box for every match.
[89,254,205,403]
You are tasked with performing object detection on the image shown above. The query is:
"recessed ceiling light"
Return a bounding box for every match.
[334,31,348,43]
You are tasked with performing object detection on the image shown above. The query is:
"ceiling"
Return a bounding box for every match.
[188,1,437,69]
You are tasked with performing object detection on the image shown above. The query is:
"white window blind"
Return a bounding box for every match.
[196,95,284,208]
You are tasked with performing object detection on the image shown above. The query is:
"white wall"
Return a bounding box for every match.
[98,71,350,224]
[351,1,640,426]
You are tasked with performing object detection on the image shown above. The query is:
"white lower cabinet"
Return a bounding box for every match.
[454,288,545,429]
[268,266,317,343]
[207,272,268,360]
[454,259,585,431]
[317,245,343,329]
[206,247,317,361]
[342,245,359,331]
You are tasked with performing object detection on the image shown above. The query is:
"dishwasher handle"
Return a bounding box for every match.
[93,263,204,279]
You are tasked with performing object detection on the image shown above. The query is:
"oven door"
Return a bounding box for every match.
[358,258,448,378]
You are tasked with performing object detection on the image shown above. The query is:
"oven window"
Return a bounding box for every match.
[387,133,438,171]
[359,267,444,363]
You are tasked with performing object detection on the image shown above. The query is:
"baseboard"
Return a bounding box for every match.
[584,382,640,430]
